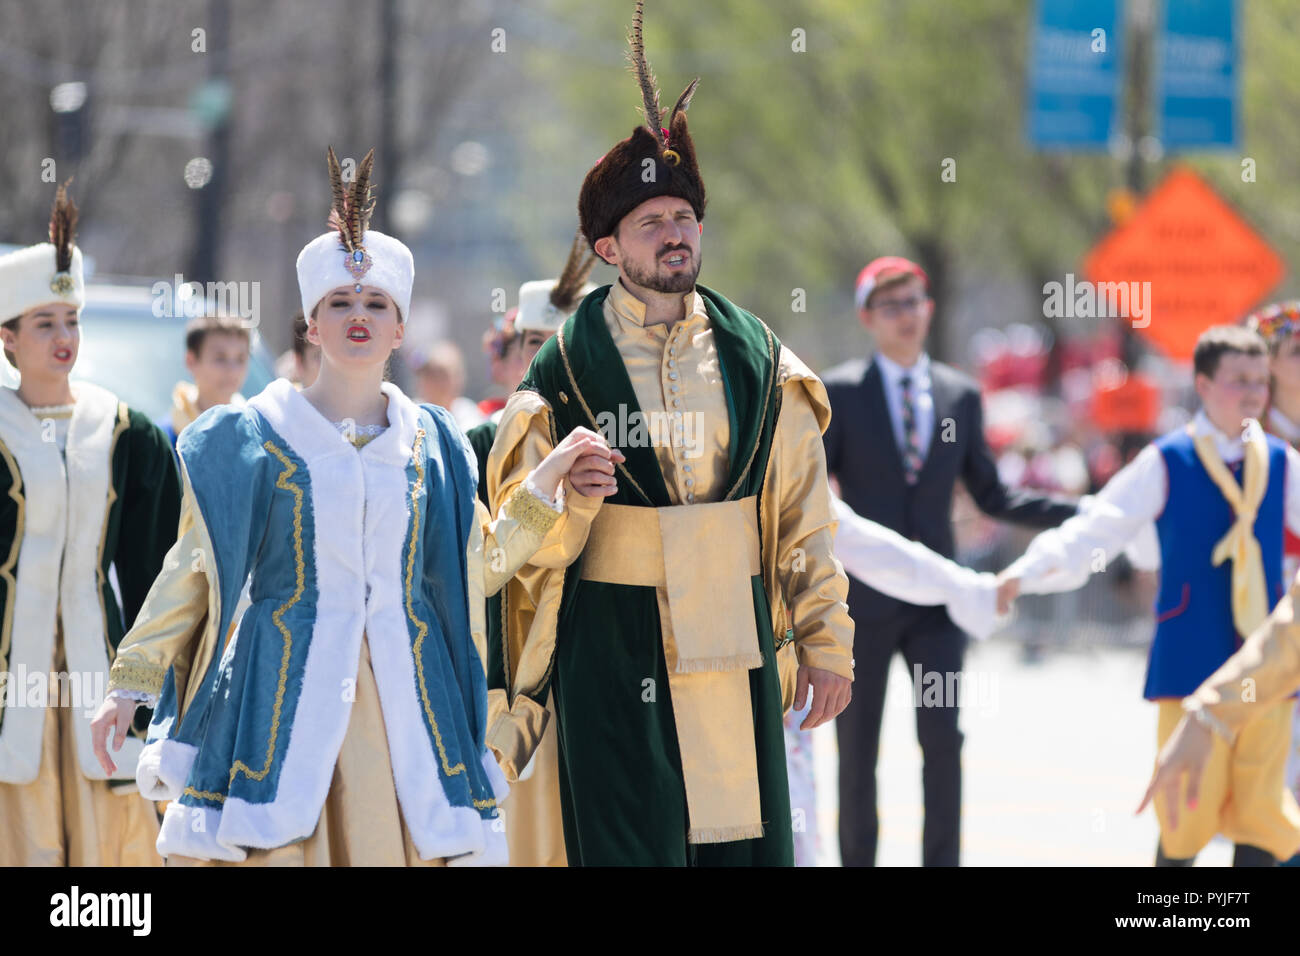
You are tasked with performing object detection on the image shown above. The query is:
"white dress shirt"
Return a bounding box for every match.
[832,495,1003,639]
[1007,411,1300,594]
[1270,405,1300,445]
[875,351,935,465]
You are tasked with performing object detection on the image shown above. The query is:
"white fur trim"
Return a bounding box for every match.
[0,383,141,782]
[157,801,246,862]
[481,747,509,801]
[515,278,595,333]
[0,389,61,782]
[356,384,508,861]
[296,230,413,322]
[212,378,363,853]
[0,243,85,320]
[445,822,510,867]
[445,758,510,867]
[135,737,197,801]
[172,378,502,861]
[62,383,143,780]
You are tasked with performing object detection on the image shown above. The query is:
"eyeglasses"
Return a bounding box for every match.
[868,295,927,317]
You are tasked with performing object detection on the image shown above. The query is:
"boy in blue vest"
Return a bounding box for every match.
[999,324,1300,866]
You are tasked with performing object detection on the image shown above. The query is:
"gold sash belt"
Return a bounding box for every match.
[578,495,766,844]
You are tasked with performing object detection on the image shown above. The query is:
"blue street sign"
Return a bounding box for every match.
[1156,0,1239,150]
[1027,0,1125,149]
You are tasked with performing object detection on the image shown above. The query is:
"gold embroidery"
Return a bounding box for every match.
[405,428,495,809]
[184,787,227,804]
[183,439,302,804]
[108,656,166,696]
[503,484,560,536]
[0,439,23,725]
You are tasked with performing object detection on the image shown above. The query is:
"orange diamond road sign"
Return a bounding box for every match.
[1083,167,1284,361]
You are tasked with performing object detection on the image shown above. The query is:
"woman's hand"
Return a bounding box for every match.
[1137,712,1214,830]
[994,571,1020,616]
[90,696,139,777]
[530,426,626,501]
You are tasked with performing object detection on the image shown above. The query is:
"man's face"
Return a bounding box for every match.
[858,274,933,359]
[186,331,250,402]
[1196,351,1271,434]
[594,195,702,295]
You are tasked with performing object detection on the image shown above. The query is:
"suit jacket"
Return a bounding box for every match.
[822,355,1077,626]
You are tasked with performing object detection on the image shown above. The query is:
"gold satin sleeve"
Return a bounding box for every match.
[489,390,605,570]
[763,347,854,682]
[1187,575,1300,733]
[466,486,561,673]
[473,485,561,598]
[108,482,212,703]
[482,389,604,779]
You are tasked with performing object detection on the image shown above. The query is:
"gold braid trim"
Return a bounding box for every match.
[183,439,303,806]
[406,428,495,809]
[503,483,560,537]
[108,656,166,697]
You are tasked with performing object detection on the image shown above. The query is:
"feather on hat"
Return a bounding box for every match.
[0,179,85,320]
[516,229,600,333]
[296,146,414,321]
[577,0,706,251]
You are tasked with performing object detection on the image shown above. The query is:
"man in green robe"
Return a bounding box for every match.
[484,1,853,866]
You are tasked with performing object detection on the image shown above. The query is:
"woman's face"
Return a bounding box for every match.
[2,302,79,379]
[1273,337,1300,398]
[307,285,403,371]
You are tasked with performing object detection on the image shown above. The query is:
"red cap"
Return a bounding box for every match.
[854,256,929,310]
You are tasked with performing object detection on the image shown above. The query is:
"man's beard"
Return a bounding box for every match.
[623,247,701,294]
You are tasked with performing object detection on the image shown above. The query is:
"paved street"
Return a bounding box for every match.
[809,639,1237,866]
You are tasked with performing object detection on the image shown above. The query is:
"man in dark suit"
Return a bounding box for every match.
[822,256,1077,866]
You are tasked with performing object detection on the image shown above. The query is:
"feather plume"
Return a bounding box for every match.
[48,178,78,274]
[550,229,600,312]
[326,146,376,252]
[626,0,665,147]
[665,77,699,135]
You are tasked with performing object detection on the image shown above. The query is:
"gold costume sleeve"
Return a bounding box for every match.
[482,389,604,778]
[108,481,212,706]
[1188,576,1300,733]
[764,346,855,682]
[466,485,561,674]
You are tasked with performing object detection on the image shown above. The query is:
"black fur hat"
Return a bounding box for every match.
[578,1,705,251]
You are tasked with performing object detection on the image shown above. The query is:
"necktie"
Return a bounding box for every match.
[899,373,924,485]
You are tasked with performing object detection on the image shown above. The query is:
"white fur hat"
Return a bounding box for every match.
[0,243,85,320]
[295,229,413,322]
[516,278,597,333]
